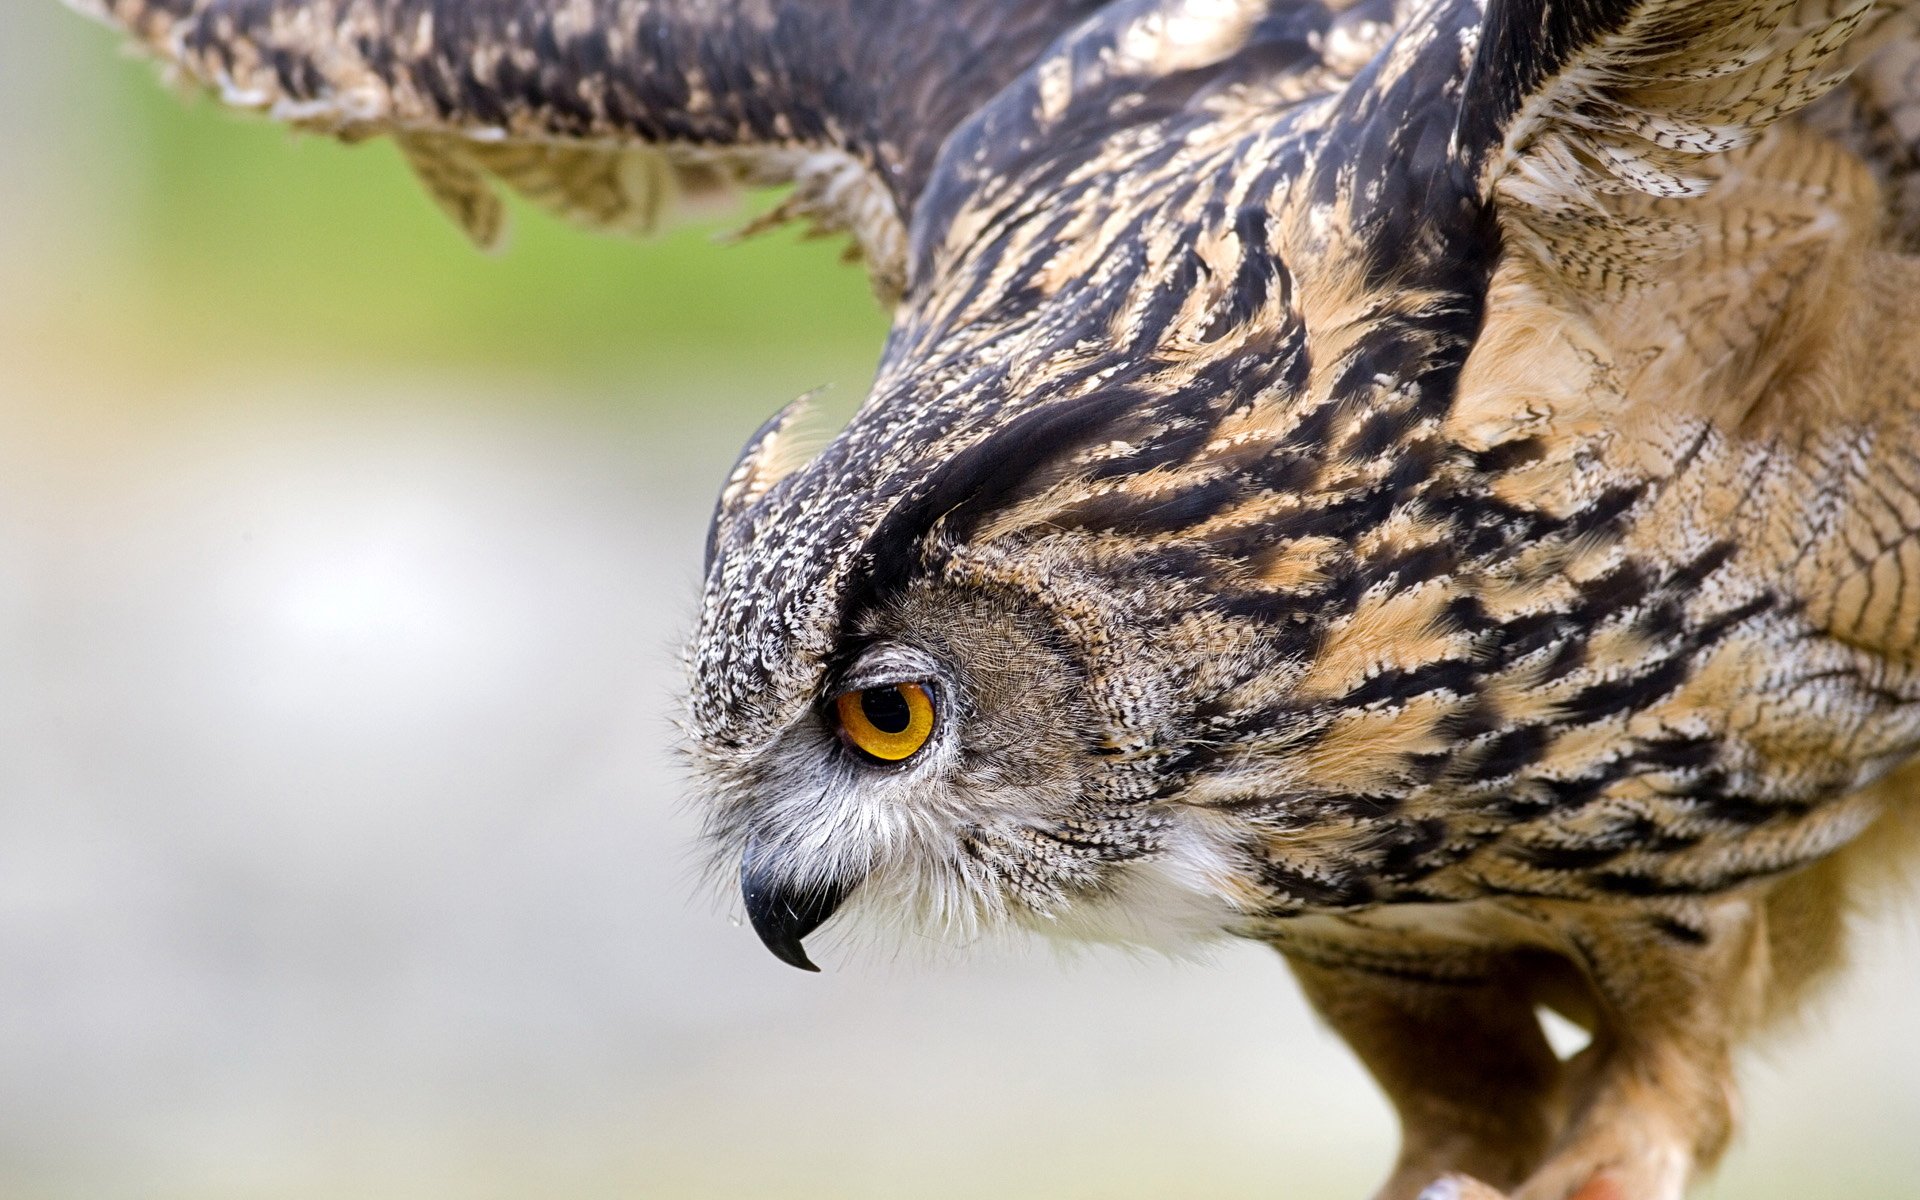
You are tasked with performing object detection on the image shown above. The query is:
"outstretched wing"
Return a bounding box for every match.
[70,0,1111,300]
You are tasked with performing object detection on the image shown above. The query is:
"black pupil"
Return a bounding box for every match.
[859,687,914,735]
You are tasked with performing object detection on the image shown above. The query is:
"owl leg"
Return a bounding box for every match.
[1510,899,1765,1200]
[1287,952,1565,1200]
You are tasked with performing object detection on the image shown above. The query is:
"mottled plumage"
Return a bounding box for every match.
[73,0,1920,1197]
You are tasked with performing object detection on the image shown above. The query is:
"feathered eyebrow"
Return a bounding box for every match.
[823,642,948,697]
[833,323,1321,627]
[842,389,1143,610]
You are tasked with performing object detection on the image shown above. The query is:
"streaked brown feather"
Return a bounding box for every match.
[75,1,1920,1198]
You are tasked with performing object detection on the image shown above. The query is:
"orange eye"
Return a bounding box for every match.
[834,682,937,762]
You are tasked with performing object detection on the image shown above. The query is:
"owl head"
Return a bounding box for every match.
[689,436,1261,968]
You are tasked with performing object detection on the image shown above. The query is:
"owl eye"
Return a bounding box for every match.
[834,682,937,763]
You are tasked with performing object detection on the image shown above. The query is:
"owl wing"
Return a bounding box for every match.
[70,0,1110,300]
[1456,0,1874,253]
[1442,0,1883,444]
[1800,3,1920,249]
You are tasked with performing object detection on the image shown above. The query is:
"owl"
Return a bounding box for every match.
[74,0,1920,1197]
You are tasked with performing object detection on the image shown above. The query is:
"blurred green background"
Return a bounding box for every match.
[5,4,888,391]
[2,5,1915,1199]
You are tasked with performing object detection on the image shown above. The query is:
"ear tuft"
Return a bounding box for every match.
[705,391,823,573]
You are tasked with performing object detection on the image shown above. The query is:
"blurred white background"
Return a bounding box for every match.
[1,4,1915,1198]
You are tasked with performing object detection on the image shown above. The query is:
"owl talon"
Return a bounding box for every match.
[1416,1175,1510,1200]
[1516,1157,1669,1200]
[1565,1173,1626,1200]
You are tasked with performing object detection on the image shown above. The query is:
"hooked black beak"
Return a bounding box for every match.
[740,843,855,972]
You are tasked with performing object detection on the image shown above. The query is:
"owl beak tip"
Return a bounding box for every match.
[766,936,824,973]
[739,847,854,973]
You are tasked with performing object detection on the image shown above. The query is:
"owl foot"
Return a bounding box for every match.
[1417,1171,1629,1200]
[1514,1150,1681,1200]
[1415,1174,1511,1200]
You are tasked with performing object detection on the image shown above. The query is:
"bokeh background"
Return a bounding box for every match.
[3,5,1916,1198]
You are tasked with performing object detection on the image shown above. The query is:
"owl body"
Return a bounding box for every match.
[704,72,1920,943]
[78,0,1920,1196]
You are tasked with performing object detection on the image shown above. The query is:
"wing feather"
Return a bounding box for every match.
[1445,1,1894,479]
[68,0,1108,300]
[1458,0,1872,197]
[1451,0,1875,288]
[1799,2,1920,249]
